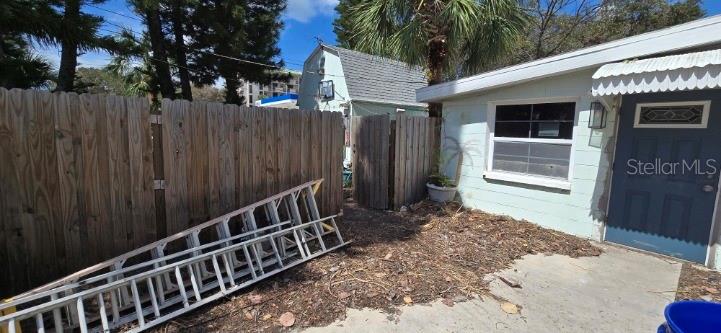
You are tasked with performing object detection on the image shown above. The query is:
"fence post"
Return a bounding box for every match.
[388,120,396,209]
[151,107,167,240]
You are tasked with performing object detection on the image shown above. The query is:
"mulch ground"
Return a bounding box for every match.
[153,198,602,332]
[675,263,721,302]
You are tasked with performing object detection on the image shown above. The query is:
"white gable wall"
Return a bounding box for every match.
[442,69,617,240]
[297,47,351,113]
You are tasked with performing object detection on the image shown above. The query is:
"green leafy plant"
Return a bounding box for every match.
[428,149,456,188]
[428,173,456,188]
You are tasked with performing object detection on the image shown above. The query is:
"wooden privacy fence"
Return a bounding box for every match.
[351,115,390,209]
[160,99,344,235]
[0,88,343,297]
[351,114,439,210]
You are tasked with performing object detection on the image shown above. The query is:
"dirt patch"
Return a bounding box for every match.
[676,263,721,302]
[154,199,601,332]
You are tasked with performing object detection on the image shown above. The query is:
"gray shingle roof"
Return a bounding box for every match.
[327,45,427,107]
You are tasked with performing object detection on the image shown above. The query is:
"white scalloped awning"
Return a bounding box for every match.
[592,49,721,96]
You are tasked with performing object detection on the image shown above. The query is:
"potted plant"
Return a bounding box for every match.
[425,136,478,203]
[427,173,457,202]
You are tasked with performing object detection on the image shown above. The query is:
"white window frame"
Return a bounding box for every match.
[484,96,579,190]
[633,100,711,128]
[319,80,334,100]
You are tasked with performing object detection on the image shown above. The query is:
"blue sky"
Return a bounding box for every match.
[36,0,339,72]
[36,0,721,73]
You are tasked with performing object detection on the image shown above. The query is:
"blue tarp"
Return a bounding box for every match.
[260,93,298,105]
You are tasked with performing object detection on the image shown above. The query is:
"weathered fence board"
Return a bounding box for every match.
[160,100,343,235]
[352,113,439,210]
[351,115,391,209]
[393,114,439,209]
[0,89,156,294]
[0,88,344,296]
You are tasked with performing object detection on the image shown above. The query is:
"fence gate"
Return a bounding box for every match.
[351,114,440,210]
[351,115,390,209]
[392,114,440,209]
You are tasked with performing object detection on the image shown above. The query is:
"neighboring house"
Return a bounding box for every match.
[417,15,721,269]
[255,93,299,109]
[297,44,427,117]
[238,70,301,106]
[298,44,428,164]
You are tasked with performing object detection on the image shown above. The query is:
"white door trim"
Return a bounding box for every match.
[601,95,622,243]
[706,165,721,268]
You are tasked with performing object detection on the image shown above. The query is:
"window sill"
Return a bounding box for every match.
[483,171,571,190]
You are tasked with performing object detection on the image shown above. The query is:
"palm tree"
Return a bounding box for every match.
[0,0,60,88]
[105,32,161,102]
[0,35,54,89]
[348,0,529,117]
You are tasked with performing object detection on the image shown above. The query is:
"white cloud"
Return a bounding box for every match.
[285,0,338,23]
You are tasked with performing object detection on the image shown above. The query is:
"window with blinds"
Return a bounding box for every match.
[491,102,576,179]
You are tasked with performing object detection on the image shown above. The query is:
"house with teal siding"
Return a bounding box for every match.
[416,15,721,269]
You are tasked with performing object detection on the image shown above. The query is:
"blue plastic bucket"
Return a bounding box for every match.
[657,301,721,333]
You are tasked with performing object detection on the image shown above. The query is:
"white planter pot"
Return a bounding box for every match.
[426,183,457,203]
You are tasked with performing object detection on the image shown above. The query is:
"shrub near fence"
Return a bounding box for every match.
[0,88,344,297]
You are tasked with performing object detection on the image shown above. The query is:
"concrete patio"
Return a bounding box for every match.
[302,243,682,333]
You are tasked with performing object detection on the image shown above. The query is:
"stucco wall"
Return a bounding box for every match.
[441,69,617,240]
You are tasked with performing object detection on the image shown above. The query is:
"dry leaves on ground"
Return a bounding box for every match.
[278,312,296,327]
[676,263,721,302]
[154,199,601,332]
[501,301,519,314]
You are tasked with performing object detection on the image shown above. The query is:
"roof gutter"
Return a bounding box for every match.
[416,14,721,103]
[351,97,427,108]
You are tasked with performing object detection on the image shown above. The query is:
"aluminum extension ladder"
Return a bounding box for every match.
[0,179,348,332]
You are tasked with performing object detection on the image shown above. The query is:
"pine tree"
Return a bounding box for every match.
[188,0,285,104]
[132,0,176,99]
[56,0,108,92]
[166,0,193,101]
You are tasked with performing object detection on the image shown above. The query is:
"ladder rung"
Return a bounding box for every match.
[98,293,109,332]
[35,313,44,333]
[221,253,236,287]
[109,287,120,324]
[76,297,87,333]
[292,229,307,260]
[153,274,165,305]
[130,280,145,327]
[187,265,202,302]
[250,244,265,275]
[242,245,257,279]
[146,278,161,318]
[175,266,189,308]
[269,236,284,268]
[211,255,226,293]
[50,293,62,333]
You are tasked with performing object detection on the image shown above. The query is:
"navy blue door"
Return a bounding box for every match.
[607,90,721,263]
